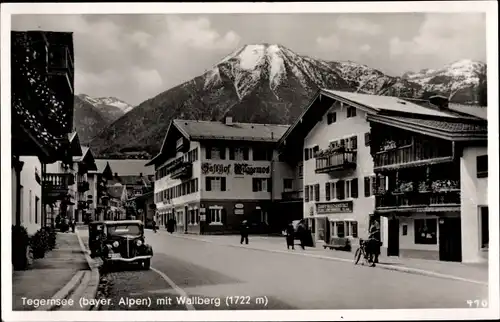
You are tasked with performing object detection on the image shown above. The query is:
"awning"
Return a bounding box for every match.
[329,218,356,222]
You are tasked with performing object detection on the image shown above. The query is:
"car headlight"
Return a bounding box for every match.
[113,241,119,248]
[136,240,143,246]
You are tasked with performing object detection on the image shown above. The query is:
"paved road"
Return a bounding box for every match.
[84,229,488,310]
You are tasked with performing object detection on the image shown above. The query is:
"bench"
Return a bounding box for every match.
[323,237,351,251]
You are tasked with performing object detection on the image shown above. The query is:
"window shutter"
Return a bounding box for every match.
[229,148,235,160]
[304,149,309,161]
[364,176,371,197]
[371,176,376,195]
[337,180,345,200]
[206,209,212,223]
[351,178,358,198]
[314,184,320,201]
[252,178,258,192]
[305,186,310,202]
[267,178,272,192]
[220,147,226,160]
[206,147,211,159]
[243,148,249,160]
[221,177,226,191]
[351,136,357,150]
[205,177,212,191]
[365,132,371,146]
[325,183,331,201]
[221,208,227,224]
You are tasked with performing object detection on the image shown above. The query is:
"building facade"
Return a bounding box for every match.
[148,117,293,234]
[18,157,43,235]
[366,96,488,262]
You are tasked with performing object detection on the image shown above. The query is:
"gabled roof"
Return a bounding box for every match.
[278,89,474,148]
[73,146,98,171]
[91,159,113,174]
[68,132,83,157]
[108,175,152,187]
[448,103,487,120]
[366,114,487,141]
[173,119,289,142]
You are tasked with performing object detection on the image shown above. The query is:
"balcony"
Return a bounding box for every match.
[43,173,74,199]
[48,45,74,94]
[374,144,453,172]
[315,148,357,174]
[281,190,303,201]
[78,181,90,192]
[375,190,461,214]
[170,162,192,179]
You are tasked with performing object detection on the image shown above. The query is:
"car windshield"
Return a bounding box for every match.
[107,224,142,236]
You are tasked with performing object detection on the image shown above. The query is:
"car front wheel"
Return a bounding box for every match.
[142,259,151,270]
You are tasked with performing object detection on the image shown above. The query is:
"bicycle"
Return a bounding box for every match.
[354,239,375,266]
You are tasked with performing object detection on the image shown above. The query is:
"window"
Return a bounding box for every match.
[298,164,304,178]
[312,145,319,157]
[350,178,358,198]
[364,177,371,197]
[327,112,337,124]
[325,182,331,201]
[314,184,320,202]
[477,155,488,178]
[304,186,310,202]
[309,185,314,201]
[337,221,345,238]
[253,148,271,161]
[209,207,222,224]
[480,207,489,249]
[336,180,345,200]
[189,208,199,225]
[364,132,371,146]
[35,196,39,224]
[229,147,249,161]
[345,180,351,198]
[347,106,357,118]
[206,177,226,192]
[283,179,293,190]
[402,224,408,236]
[253,178,271,192]
[414,219,437,244]
[351,221,358,238]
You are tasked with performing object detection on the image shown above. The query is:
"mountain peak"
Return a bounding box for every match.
[78,94,134,114]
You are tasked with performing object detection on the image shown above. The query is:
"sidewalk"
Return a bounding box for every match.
[154,229,489,285]
[12,232,89,311]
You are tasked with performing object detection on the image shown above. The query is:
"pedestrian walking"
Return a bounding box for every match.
[285,222,295,250]
[152,219,157,233]
[368,219,381,266]
[71,218,76,233]
[296,220,307,250]
[240,220,249,244]
[167,217,176,234]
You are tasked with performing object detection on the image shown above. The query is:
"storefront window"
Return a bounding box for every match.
[337,221,345,238]
[414,219,437,244]
[351,221,358,238]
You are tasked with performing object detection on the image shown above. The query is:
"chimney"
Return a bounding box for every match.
[271,132,274,140]
[429,95,449,109]
[224,116,233,125]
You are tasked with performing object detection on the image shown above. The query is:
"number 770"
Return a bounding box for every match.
[467,300,488,308]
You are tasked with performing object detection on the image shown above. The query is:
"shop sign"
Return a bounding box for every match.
[316,201,353,214]
[234,163,270,175]
[202,163,231,175]
[235,203,244,209]
[234,209,244,215]
[200,214,206,221]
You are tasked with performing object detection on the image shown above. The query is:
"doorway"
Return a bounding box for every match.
[325,218,331,244]
[480,206,489,250]
[387,218,400,256]
[184,206,189,233]
[438,217,462,262]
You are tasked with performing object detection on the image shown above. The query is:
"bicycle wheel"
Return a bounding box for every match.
[354,247,362,265]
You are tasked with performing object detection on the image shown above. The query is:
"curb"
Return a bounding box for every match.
[35,270,86,311]
[155,231,488,286]
[75,227,101,311]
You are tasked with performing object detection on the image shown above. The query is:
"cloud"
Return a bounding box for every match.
[316,34,340,51]
[335,16,382,35]
[360,44,371,52]
[389,13,485,58]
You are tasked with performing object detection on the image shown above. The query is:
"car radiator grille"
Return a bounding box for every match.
[119,240,138,258]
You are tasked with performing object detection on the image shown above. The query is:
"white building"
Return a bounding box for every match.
[147,117,296,234]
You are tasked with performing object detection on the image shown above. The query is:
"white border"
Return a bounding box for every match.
[1,2,499,321]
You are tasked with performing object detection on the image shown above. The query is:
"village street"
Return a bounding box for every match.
[78,228,488,311]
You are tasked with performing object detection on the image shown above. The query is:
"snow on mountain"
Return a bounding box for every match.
[78,94,134,114]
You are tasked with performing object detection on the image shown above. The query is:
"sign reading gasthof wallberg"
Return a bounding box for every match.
[316,201,353,214]
[202,163,231,175]
[234,163,270,175]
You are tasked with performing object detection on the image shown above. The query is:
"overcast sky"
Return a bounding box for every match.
[12,13,486,106]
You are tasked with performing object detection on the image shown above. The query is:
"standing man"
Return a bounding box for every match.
[240,220,250,244]
[368,219,381,265]
[152,213,157,233]
[285,222,295,250]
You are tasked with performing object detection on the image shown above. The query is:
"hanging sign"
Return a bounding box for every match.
[202,163,231,175]
[234,209,244,215]
[234,163,270,175]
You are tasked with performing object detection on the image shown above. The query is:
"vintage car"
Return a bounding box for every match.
[99,220,153,270]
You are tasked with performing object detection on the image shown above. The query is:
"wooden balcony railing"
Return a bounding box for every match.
[315,150,357,174]
[43,173,74,198]
[374,144,453,170]
[281,190,304,200]
[170,162,192,179]
[375,190,460,213]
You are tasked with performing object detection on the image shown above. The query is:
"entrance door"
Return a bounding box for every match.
[387,218,400,256]
[325,218,331,244]
[439,217,462,262]
[480,207,489,249]
[184,206,189,233]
